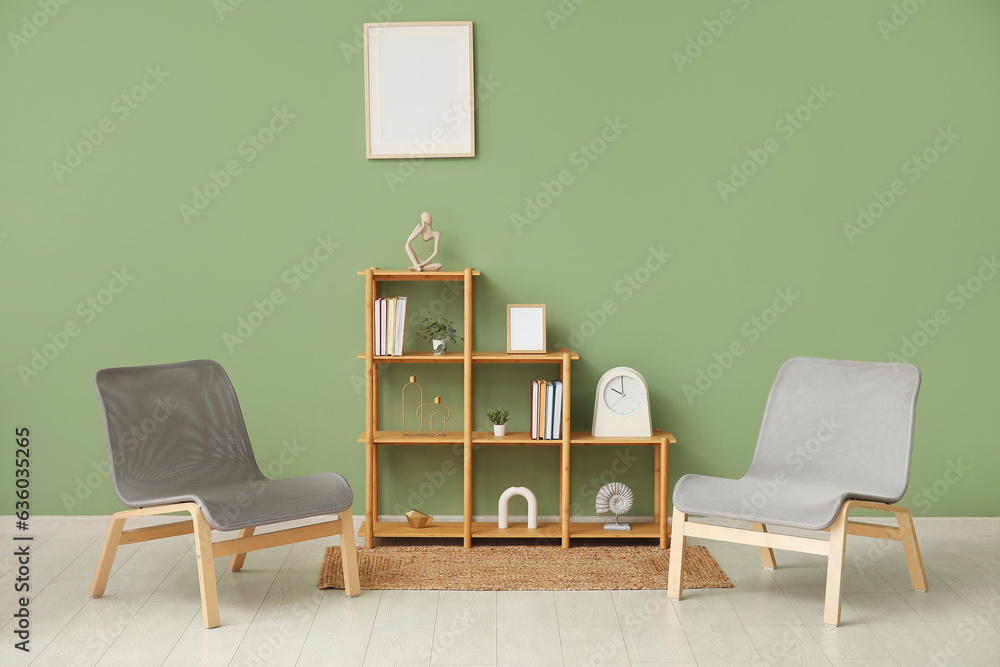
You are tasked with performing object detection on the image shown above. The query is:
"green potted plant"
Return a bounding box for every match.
[416,316,461,355]
[487,408,510,436]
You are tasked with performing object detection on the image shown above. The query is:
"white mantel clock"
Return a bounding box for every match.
[592,367,652,437]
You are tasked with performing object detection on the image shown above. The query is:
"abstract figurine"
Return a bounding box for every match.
[405,211,442,272]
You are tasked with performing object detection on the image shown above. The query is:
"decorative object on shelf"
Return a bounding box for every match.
[401,376,451,436]
[405,212,443,272]
[364,22,475,159]
[498,486,538,530]
[416,315,460,354]
[530,379,563,440]
[373,296,407,356]
[487,408,510,436]
[596,482,634,531]
[405,509,433,529]
[507,304,547,353]
[592,367,652,437]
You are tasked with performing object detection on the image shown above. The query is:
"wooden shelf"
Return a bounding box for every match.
[358,351,580,363]
[358,430,675,446]
[569,522,666,539]
[360,431,570,445]
[571,430,677,445]
[360,521,667,540]
[361,351,466,363]
[359,269,481,282]
[359,267,674,549]
[472,351,580,363]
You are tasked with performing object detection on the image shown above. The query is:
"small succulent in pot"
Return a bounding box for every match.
[487,408,510,436]
[416,317,461,354]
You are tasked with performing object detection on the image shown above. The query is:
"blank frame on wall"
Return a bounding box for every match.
[364,21,475,159]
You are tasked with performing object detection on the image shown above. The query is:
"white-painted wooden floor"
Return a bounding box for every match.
[2,516,999,666]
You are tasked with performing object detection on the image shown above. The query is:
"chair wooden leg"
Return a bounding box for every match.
[751,523,777,569]
[191,508,221,629]
[89,514,127,597]
[667,507,688,600]
[896,508,928,591]
[824,503,851,625]
[228,527,254,571]
[338,508,361,598]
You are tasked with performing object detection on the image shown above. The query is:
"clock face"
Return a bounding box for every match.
[603,374,644,415]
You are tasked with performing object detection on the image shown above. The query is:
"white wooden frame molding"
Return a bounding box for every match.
[667,499,927,625]
[89,502,360,629]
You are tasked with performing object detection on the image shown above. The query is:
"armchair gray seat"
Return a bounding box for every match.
[89,359,360,628]
[667,357,927,625]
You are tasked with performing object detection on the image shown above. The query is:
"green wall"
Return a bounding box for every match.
[3,1,999,520]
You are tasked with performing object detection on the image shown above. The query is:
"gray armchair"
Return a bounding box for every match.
[89,359,360,628]
[668,356,927,625]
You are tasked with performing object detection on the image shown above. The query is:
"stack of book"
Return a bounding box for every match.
[530,379,563,440]
[373,297,407,356]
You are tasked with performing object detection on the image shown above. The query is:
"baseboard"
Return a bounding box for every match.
[7,515,999,537]
[379,514,653,524]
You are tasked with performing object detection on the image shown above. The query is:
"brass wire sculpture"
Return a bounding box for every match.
[401,375,450,436]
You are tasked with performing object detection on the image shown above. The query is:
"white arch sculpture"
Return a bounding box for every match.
[498,486,538,530]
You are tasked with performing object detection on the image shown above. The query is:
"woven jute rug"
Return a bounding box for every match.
[318,545,731,591]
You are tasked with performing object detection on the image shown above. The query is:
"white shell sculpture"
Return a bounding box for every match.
[596,482,634,531]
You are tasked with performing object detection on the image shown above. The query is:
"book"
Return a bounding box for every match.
[380,299,388,355]
[374,298,382,355]
[387,297,396,356]
[538,380,547,440]
[394,296,407,355]
[544,381,555,440]
[552,380,563,439]
[530,380,539,439]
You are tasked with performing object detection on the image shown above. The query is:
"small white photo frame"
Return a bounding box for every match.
[364,21,475,159]
[507,305,547,354]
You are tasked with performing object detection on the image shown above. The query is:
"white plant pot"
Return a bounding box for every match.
[493,424,506,437]
[432,339,447,355]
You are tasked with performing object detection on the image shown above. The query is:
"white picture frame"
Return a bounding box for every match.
[507,304,547,354]
[364,21,475,159]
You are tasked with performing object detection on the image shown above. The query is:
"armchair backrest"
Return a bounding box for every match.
[747,357,921,504]
[94,360,265,506]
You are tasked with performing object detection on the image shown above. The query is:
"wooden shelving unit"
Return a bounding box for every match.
[359,267,676,548]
